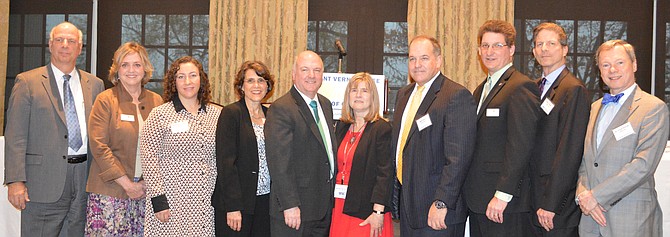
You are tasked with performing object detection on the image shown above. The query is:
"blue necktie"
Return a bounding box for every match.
[602,93,623,105]
[63,75,83,151]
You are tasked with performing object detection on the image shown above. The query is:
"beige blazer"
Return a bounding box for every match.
[86,84,163,198]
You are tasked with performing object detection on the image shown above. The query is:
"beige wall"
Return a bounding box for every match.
[0,0,9,135]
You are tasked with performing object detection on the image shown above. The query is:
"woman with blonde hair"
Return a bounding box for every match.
[330,72,394,237]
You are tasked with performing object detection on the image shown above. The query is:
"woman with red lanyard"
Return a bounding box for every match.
[330,72,394,237]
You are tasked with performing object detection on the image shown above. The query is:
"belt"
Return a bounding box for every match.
[67,154,87,164]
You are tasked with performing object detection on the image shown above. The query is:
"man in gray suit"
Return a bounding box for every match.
[265,50,337,237]
[4,22,104,236]
[577,39,668,237]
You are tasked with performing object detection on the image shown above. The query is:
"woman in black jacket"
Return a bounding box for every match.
[330,72,394,237]
[212,61,275,237]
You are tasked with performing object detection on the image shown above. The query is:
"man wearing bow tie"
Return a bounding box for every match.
[576,39,668,237]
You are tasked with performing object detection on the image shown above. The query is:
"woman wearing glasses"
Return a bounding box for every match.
[213,61,275,237]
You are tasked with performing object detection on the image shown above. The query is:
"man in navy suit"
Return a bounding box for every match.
[529,22,590,237]
[392,35,477,237]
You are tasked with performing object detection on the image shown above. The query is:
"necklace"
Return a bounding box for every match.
[348,122,367,144]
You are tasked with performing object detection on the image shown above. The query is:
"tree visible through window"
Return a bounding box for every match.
[120,14,209,94]
[514,19,627,101]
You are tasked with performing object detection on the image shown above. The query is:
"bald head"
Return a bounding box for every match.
[292,50,324,98]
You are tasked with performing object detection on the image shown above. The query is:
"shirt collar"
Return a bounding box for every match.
[415,71,440,91]
[541,65,566,87]
[172,96,206,113]
[488,63,513,87]
[294,85,319,106]
[611,83,637,105]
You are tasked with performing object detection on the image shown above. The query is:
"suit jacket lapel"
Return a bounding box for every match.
[477,67,513,120]
[44,65,67,125]
[406,75,443,140]
[596,87,640,155]
[589,101,603,157]
[543,68,569,101]
[289,87,325,147]
[319,94,338,155]
[392,84,413,141]
[78,69,94,124]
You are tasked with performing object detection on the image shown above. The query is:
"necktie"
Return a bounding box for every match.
[397,85,425,184]
[309,100,334,176]
[63,75,83,151]
[602,93,623,104]
[538,77,547,93]
[477,77,492,113]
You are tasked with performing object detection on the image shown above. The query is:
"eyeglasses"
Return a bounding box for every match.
[52,37,79,45]
[479,43,507,50]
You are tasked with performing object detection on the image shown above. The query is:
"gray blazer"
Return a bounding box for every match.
[577,86,668,237]
[3,65,104,203]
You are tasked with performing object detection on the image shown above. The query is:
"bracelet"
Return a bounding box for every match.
[373,210,385,215]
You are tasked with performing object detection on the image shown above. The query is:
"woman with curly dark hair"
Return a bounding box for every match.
[213,61,275,237]
[140,56,221,236]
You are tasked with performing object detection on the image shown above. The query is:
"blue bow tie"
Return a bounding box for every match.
[602,93,623,105]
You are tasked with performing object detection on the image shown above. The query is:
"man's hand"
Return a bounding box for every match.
[486,197,508,223]
[427,201,448,230]
[283,206,301,230]
[227,211,242,231]
[536,208,555,231]
[577,190,607,227]
[155,209,171,223]
[7,182,30,210]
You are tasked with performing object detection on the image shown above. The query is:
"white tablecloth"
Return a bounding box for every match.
[655,141,670,236]
[1,136,21,236]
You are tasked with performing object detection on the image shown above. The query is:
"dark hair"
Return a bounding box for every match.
[478,20,516,46]
[233,61,275,100]
[163,56,212,105]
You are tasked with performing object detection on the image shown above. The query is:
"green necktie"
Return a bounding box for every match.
[309,100,334,177]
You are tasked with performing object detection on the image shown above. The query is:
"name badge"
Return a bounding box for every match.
[170,120,189,133]
[540,98,555,115]
[416,114,432,131]
[120,114,135,122]
[612,122,635,141]
[486,108,500,117]
[334,184,348,199]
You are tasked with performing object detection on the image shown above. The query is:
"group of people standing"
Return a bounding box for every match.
[3,19,667,237]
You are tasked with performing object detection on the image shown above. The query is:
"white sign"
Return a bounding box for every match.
[318,73,386,120]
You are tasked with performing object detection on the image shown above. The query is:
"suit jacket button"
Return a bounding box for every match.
[594,162,598,167]
[64,135,68,139]
[62,156,66,159]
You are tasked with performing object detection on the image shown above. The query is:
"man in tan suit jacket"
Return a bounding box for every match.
[577,39,668,237]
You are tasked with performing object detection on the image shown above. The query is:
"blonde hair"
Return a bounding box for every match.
[108,42,154,85]
[340,72,384,124]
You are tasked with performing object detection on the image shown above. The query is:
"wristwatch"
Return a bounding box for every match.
[434,200,446,209]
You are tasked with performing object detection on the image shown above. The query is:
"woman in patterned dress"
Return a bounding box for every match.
[140,56,221,236]
[212,61,275,237]
[85,42,163,236]
[329,72,394,237]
